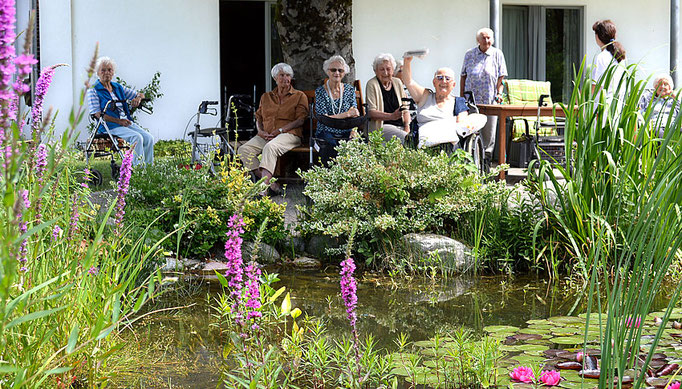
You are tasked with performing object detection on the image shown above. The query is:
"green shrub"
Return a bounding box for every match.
[127,158,286,258]
[154,139,191,158]
[298,132,510,264]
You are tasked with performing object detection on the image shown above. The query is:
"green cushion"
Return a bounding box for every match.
[505,79,552,105]
[510,117,559,140]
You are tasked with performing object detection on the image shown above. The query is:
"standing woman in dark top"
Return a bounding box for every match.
[365,53,410,143]
[314,55,359,165]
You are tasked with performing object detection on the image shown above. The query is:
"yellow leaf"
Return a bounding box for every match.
[290,308,302,320]
[281,292,291,316]
[270,287,286,303]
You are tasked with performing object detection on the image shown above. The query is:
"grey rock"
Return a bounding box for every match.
[401,233,474,273]
[242,241,281,264]
[281,234,306,256]
[292,256,321,269]
[160,257,203,272]
[305,235,343,258]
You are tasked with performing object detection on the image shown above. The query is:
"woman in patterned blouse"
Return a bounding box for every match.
[314,55,359,166]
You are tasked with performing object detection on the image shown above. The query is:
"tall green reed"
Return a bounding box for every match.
[528,57,682,388]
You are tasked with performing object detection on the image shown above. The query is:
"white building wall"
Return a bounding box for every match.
[40,0,221,141]
[353,0,676,94]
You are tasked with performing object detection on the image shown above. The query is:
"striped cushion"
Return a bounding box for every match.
[505,79,558,139]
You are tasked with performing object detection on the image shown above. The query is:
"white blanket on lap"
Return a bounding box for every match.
[418,113,487,148]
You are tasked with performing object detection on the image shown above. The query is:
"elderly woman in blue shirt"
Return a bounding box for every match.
[86,56,154,166]
[460,27,508,160]
[639,73,680,137]
[314,55,359,165]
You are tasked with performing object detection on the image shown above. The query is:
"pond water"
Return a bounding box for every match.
[114,268,674,388]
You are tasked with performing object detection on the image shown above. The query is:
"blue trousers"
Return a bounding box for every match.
[110,123,154,166]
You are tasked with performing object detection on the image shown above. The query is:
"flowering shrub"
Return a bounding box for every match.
[127,158,286,258]
[298,132,509,262]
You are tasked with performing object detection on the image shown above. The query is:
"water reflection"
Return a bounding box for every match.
[118,268,674,388]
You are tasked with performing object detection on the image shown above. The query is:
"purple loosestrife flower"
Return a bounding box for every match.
[33,144,47,221]
[224,214,245,300]
[88,266,99,276]
[16,189,29,266]
[244,262,262,322]
[68,193,80,239]
[340,257,358,329]
[114,148,133,232]
[52,224,62,241]
[0,1,16,130]
[31,66,56,133]
[12,54,36,95]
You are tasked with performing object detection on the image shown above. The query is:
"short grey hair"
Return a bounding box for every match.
[476,27,495,40]
[271,62,294,79]
[95,56,116,73]
[372,53,396,71]
[653,73,674,88]
[322,55,350,73]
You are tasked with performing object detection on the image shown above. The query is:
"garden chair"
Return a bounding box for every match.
[504,79,565,167]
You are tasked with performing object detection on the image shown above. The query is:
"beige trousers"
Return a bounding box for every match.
[237,133,301,174]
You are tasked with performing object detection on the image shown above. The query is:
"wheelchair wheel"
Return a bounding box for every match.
[464,134,485,175]
[86,169,103,188]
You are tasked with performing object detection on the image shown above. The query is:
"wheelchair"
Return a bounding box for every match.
[404,91,488,174]
[81,98,151,186]
[187,95,256,173]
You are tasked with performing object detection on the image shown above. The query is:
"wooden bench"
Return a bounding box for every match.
[273,79,365,181]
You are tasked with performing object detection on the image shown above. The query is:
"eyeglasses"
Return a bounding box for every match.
[436,75,452,81]
[329,68,345,74]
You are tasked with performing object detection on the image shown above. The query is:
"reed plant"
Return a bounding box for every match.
[527,57,682,387]
[0,9,172,385]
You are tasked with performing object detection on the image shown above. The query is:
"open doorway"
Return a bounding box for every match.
[502,6,583,102]
[219,0,283,126]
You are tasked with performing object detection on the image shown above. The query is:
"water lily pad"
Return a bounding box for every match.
[517,344,549,354]
[519,328,549,335]
[551,327,580,336]
[484,325,520,333]
[405,371,442,385]
[552,336,587,345]
[420,347,448,357]
[527,318,551,325]
[413,340,435,348]
[389,366,429,377]
[548,316,584,325]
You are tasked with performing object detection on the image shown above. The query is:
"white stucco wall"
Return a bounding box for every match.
[40,0,221,141]
[353,0,677,94]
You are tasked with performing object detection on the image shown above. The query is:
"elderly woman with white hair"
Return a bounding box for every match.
[86,56,154,165]
[365,53,410,143]
[460,27,508,160]
[238,62,309,195]
[638,73,680,137]
[314,55,359,165]
[401,55,470,148]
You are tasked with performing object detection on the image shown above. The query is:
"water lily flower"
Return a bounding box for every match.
[510,366,534,383]
[625,316,642,328]
[540,370,561,386]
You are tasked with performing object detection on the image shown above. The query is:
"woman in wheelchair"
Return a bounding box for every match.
[401,55,469,149]
[86,57,154,166]
[314,55,359,166]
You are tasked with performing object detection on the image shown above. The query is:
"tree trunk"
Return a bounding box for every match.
[275,0,355,91]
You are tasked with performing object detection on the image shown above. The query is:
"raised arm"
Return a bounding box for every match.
[400,56,428,106]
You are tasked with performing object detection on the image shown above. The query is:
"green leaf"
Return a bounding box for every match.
[269,286,286,302]
[6,306,66,329]
[215,271,229,288]
[66,323,79,354]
